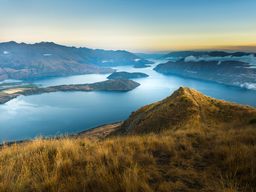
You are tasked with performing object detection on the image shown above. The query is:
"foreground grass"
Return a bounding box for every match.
[0,127,255,192]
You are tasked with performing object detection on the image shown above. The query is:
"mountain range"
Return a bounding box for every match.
[154,60,256,89]
[154,50,256,89]
[161,50,255,60]
[0,41,151,81]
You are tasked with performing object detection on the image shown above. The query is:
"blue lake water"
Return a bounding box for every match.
[1,62,256,142]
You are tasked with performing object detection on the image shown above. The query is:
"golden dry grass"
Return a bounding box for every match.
[0,126,255,192]
[2,88,28,94]
[1,87,255,192]
[120,87,256,134]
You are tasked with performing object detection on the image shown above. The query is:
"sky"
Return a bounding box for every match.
[0,0,256,52]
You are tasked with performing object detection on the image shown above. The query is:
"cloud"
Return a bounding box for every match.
[238,83,256,90]
[3,51,9,55]
[184,56,199,62]
[183,54,256,67]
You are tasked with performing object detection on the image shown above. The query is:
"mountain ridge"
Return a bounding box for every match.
[0,41,151,81]
[154,60,256,89]
[161,50,255,59]
[119,87,256,134]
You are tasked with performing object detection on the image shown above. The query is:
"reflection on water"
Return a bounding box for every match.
[1,62,256,142]
[34,74,110,87]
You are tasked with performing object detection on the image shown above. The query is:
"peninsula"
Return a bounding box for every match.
[0,79,140,104]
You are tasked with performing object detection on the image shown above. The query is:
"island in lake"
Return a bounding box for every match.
[0,79,140,104]
[107,71,149,80]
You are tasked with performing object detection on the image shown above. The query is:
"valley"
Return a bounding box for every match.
[1,61,256,143]
[2,1,256,191]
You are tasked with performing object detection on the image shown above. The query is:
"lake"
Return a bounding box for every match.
[1,62,256,143]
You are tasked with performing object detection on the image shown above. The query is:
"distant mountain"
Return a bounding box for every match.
[119,87,256,134]
[135,53,166,59]
[107,71,149,80]
[161,50,253,60]
[0,41,151,81]
[154,60,256,90]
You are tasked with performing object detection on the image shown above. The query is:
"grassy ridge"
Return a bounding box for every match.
[0,87,256,192]
[120,87,256,134]
[0,127,256,192]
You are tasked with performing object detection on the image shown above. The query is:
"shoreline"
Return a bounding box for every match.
[0,79,140,104]
[0,121,123,147]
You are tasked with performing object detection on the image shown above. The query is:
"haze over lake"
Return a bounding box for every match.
[1,61,256,143]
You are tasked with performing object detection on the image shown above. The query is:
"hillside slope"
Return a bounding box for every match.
[0,87,256,192]
[120,87,256,134]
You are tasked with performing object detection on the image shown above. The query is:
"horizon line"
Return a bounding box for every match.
[1,40,256,53]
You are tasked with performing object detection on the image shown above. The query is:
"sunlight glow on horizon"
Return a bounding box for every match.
[1,0,256,52]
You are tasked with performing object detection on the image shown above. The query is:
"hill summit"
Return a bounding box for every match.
[121,87,256,134]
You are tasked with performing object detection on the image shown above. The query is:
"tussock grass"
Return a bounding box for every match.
[0,127,255,192]
[120,87,256,134]
[1,87,255,191]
